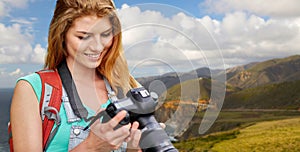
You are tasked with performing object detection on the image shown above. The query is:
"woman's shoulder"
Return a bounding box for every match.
[18,72,40,81]
[17,72,42,101]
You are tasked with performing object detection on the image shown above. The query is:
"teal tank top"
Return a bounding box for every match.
[18,73,111,152]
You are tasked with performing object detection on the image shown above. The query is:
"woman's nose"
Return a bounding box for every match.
[90,37,104,52]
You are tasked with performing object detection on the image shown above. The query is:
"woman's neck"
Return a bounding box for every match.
[65,59,107,111]
[66,60,99,82]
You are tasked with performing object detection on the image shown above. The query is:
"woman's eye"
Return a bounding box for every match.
[101,32,112,38]
[78,35,90,40]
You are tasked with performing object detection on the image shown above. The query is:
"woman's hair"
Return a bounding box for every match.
[45,0,137,94]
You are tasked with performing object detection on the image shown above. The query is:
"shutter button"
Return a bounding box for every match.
[73,128,81,136]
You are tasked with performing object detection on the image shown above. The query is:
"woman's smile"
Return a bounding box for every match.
[84,52,101,59]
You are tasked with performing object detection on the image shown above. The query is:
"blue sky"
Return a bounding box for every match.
[1,0,300,88]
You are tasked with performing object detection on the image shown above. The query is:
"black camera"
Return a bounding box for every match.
[104,87,178,152]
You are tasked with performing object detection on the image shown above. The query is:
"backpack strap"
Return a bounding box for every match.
[37,70,62,151]
[8,122,13,152]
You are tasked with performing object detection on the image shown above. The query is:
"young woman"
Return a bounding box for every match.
[10,0,142,151]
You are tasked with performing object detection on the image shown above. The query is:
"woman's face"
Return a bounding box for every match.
[65,15,113,69]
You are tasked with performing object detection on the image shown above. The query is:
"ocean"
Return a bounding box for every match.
[0,88,13,152]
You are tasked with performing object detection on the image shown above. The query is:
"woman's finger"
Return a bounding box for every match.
[159,122,166,129]
[128,121,141,148]
[106,110,128,129]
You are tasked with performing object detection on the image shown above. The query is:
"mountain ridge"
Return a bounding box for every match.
[227,55,300,89]
[136,54,300,110]
[137,55,300,91]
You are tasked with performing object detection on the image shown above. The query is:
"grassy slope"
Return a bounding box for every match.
[223,80,300,109]
[212,117,300,152]
[174,117,300,152]
[164,78,212,101]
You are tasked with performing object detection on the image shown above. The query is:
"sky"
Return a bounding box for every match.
[0,0,300,88]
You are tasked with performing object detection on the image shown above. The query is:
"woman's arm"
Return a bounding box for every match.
[10,80,43,152]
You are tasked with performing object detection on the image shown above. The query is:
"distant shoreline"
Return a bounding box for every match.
[0,88,13,152]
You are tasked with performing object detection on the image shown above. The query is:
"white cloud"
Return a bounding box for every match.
[9,68,23,76]
[118,4,220,71]
[117,4,300,71]
[30,44,46,64]
[0,68,4,75]
[0,67,27,88]
[216,12,300,59]
[0,1,5,17]
[0,22,46,64]
[0,0,35,17]
[0,0,41,65]
[2,0,31,8]
[201,0,300,18]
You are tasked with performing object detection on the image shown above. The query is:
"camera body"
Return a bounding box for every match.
[104,87,178,152]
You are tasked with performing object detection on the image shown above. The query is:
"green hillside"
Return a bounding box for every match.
[161,74,300,110]
[223,80,300,109]
[249,55,300,72]
[174,117,300,152]
[164,78,212,101]
[227,55,300,89]
[212,117,300,152]
[155,77,300,144]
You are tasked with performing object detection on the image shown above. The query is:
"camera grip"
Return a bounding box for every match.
[104,103,130,126]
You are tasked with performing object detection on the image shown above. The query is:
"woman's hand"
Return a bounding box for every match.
[126,121,142,152]
[126,122,165,152]
[71,110,132,152]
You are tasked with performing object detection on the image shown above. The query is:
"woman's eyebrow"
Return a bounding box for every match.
[76,28,112,34]
[76,31,92,34]
[102,28,113,33]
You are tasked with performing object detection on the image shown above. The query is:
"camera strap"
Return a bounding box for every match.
[103,77,119,103]
[57,61,89,120]
[57,60,120,122]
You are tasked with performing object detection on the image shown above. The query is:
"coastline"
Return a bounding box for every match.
[0,88,14,152]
